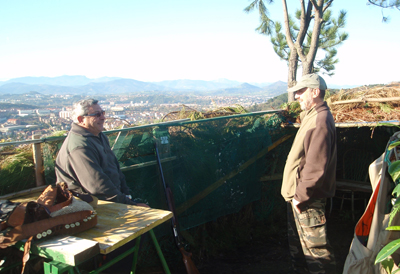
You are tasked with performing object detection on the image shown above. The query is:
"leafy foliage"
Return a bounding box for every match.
[281,101,301,120]
[376,138,400,272]
[389,161,400,183]
[248,93,289,112]
[49,130,68,137]
[0,146,36,195]
[389,201,400,227]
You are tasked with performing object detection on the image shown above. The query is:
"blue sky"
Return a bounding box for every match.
[0,0,398,87]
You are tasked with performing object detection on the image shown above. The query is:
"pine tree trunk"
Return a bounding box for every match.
[287,49,298,102]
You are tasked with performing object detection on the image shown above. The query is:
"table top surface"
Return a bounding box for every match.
[77,200,172,254]
[8,189,173,255]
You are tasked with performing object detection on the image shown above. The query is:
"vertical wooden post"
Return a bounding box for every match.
[32,134,45,186]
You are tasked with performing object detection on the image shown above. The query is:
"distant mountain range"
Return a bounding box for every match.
[0,75,357,97]
[0,75,289,97]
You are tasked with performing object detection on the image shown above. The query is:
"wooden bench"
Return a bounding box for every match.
[334,180,372,221]
[336,180,372,193]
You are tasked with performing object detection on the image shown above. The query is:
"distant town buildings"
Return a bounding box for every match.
[0,93,271,142]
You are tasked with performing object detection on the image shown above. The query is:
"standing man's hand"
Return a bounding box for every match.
[292,198,301,213]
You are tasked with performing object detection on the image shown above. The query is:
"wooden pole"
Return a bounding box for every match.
[331,97,400,105]
[175,134,293,215]
[32,134,45,186]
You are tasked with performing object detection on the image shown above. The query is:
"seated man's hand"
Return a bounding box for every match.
[136,203,150,208]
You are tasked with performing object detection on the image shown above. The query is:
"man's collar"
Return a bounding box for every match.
[307,101,327,113]
[71,123,99,137]
[300,101,328,120]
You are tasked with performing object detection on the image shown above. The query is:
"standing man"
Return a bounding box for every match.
[282,73,337,273]
[55,99,148,207]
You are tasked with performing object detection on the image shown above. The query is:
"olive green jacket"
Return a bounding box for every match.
[55,123,134,204]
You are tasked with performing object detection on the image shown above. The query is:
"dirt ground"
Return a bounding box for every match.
[165,198,359,274]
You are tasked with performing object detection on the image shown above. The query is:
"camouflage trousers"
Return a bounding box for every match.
[287,199,336,274]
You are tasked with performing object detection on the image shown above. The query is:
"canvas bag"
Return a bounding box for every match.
[343,131,400,274]
[0,182,98,272]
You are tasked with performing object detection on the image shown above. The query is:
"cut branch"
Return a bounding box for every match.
[331,97,400,105]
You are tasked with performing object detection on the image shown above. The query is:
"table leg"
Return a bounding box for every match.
[89,241,139,274]
[130,235,141,274]
[149,229,171,274]
[41,230,170,274]
[43,261,75,274]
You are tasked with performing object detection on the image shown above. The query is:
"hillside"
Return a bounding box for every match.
[0,76,288,96]
[0,103,40,110]
[248,93,288,112]
[263,81,288,97]
[1,75,121,86]
[209,83,263,95]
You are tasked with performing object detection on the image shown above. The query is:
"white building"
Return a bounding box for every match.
[18,109,36,117]
[59,110,71,119]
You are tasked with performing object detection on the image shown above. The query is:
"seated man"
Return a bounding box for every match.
[55,99,148,207]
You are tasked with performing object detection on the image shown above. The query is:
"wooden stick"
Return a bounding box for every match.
[332,97,400,105]
[175,134,293,215]
[0,185,47,200]
[32,135,45,186]
[334,120,400,128]
[120,156,177,171]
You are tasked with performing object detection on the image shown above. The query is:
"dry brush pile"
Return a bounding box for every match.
[327,82,400,123]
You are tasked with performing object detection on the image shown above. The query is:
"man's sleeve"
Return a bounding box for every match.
[68,147,134,204]
[118,165,132,195]
[294,122,333,205]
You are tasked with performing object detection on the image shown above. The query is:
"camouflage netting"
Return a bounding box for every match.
[0,108,397,271]
[36,111,293,269]
[41,111,289,226]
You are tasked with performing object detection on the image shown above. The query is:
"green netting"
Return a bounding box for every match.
[42,112,290,229]
[37,112,294,269]
[2,113,397,271]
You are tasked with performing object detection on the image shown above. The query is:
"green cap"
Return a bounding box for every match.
[287,73,327,92]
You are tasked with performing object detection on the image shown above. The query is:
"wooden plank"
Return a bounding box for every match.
[1,186,46,201]
[74,201,173,254]
[175,134,293,215]
[15,236,99,266]
[111,125,134,161]
[336,180,372,193]
[32,135,45,186]
[120,156,177,172]
[331,97,400,105]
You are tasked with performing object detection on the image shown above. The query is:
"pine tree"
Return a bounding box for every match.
[245,0,348,102]
[367,0,400,22]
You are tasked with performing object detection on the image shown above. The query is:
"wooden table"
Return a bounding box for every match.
[6,191,173,274]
